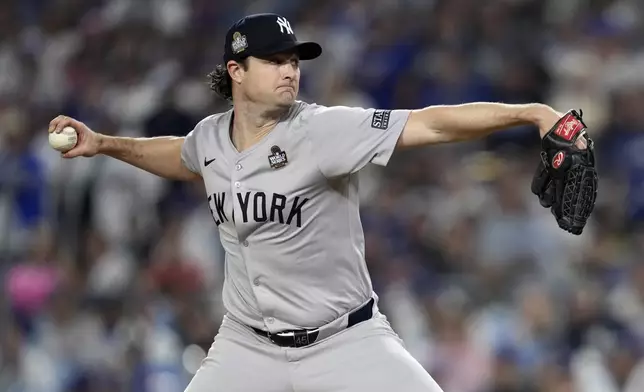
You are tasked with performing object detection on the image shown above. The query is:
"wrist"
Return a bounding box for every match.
[96,133,109,154]
[521,103,551,125]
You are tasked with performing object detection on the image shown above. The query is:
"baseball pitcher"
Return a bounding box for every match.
[48,13,597,392]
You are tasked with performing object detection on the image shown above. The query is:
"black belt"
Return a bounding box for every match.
[252,298,375,348]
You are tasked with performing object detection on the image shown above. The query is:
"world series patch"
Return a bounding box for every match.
[371,109,391,130]
[268,145,288,169]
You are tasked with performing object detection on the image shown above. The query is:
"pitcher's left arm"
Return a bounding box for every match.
[397,102,569,147]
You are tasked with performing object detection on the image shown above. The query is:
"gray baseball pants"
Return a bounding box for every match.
[184,311,444,392]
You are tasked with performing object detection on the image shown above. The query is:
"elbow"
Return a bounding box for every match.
[435,128,472,143]
[414,107,490,143]
[413,106,453,132]
[174,166,202,182]
[398,110,451,148]
[183,171,202,182]
[415,108,464,143]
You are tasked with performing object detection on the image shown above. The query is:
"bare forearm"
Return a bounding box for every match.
[401,102,549,147]
[98,135,200,181]
[422,102,541,139]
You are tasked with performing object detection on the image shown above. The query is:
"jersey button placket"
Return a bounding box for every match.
[231,159,267,322]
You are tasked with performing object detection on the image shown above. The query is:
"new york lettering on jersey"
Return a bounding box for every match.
[194,107,319,235]
[181,100,412,332]
[207,191,309,227]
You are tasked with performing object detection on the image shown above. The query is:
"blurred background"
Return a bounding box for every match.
[1,0,644,391]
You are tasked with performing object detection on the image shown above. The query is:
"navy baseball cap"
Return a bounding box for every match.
[223,13,322,63]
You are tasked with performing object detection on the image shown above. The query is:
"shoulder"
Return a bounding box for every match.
[295,101,358,118]
[284,101,335,139]
[292,101,369,127]
[189,110,232,137]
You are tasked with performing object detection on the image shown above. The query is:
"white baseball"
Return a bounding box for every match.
[49,126,78,152]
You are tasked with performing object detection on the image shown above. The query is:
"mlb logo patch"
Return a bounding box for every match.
[371,110,391,130]
[268,145,288,169]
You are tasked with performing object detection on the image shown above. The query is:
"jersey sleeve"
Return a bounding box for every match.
[181,127,201,174]
[304,105,411,178]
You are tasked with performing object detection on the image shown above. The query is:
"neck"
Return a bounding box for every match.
[233,100,289,131]
[231,99,291,150]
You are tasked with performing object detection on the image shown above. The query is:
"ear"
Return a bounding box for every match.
[227,60,245,84]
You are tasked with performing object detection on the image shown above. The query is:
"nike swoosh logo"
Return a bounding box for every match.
[204,157,216,166]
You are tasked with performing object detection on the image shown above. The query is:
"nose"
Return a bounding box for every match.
[280,63,296,80]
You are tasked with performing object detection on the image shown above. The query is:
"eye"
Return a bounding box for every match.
[291,58,300,67]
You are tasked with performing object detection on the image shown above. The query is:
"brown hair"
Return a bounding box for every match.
[206,60,248,102]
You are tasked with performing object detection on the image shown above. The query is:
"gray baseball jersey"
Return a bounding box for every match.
[181,101,411,334]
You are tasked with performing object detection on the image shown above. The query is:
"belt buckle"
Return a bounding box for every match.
[267,331,285,346]
[272,330,315,348]
[293,330,311,348]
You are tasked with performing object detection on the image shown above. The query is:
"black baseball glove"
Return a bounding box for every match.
[531,109,598,235]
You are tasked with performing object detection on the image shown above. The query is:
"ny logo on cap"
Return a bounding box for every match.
[276,17,294,35]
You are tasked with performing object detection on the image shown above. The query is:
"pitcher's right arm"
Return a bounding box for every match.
[48,115,200,182]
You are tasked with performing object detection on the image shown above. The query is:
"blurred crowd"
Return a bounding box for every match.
[1,0,644,391]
